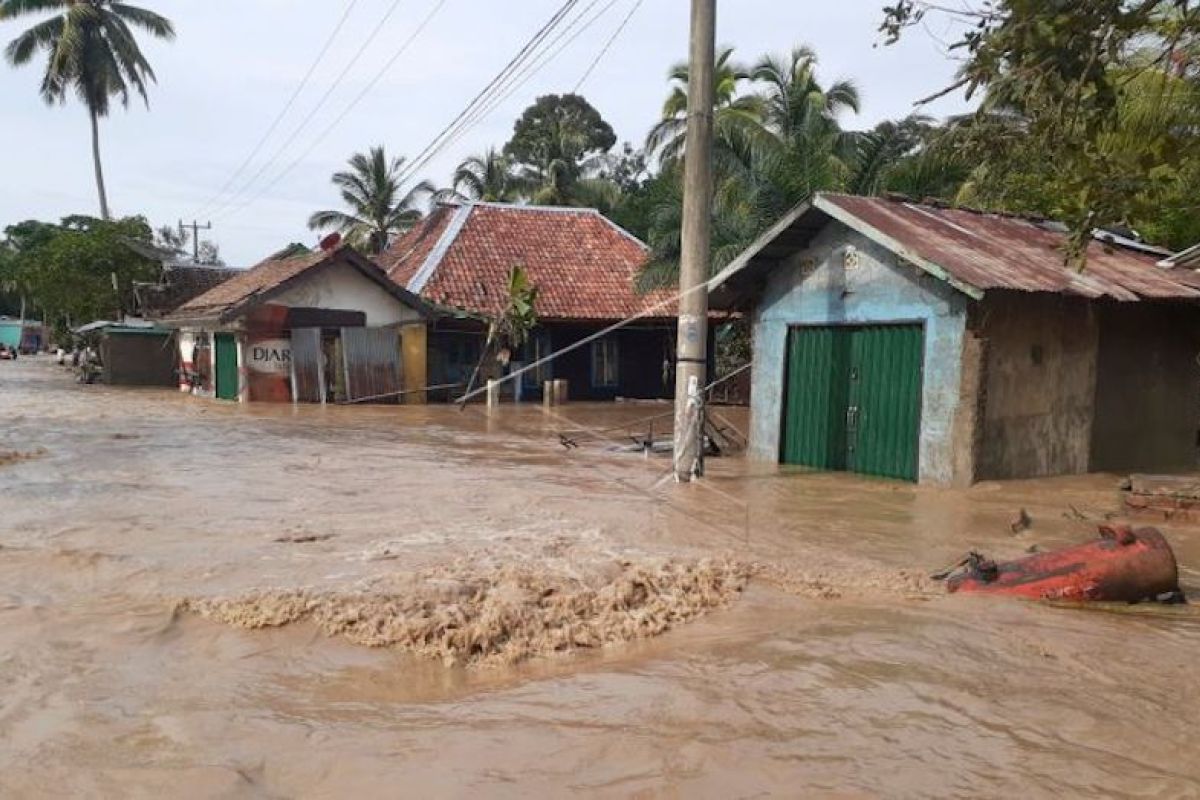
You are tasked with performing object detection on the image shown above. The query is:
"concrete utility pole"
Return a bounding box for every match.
[673,0,716,483]
[179,219,213,264]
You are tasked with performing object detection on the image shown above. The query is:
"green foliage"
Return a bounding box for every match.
[308,146,434,254]
[1,0,175,216]
[503,94,621,207]
[493,265,539,352]
[451,148,521,202]
[882,0,1200,260]
[1,215,160,331]
[636,44,891,289]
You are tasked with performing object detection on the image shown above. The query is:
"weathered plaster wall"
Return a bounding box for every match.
[748,222,971,485]
[1090,302,1200,473]
[272,262,422,327]
[975,292,1099,480]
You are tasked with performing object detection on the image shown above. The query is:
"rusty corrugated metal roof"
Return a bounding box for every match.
[820,194,1200,301]
[711,194,1200,306]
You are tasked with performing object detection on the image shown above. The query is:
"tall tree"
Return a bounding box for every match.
[750,46,861,215]
[1,0,175,219]
[504,94,619,207]
[308,146,434,255]
[645,46,767,168]
[451,148,519,202]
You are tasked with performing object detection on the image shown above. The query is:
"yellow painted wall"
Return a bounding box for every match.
[400,323,428,404]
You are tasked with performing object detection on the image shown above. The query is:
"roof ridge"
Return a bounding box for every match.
[470,201,599,215]
[407,204,474,293]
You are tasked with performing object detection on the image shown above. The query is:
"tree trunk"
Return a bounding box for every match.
[89,107,111,220]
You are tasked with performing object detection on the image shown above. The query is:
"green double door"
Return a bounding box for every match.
[214,333,239,401]
[782,324,923,481]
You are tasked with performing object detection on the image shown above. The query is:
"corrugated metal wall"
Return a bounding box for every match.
[341,327,403,403]
[290,327,324,403]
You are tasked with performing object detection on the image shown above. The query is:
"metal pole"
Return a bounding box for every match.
[673,0,715,482]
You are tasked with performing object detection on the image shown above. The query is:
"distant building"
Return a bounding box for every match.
[164,243,428,403]
[0,318,44,354]
[378,202,690,402]
[710,193,1200,485]
[123,239,244,319]
[73,320,176,386]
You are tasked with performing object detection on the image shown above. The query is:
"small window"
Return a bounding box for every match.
[591,337,619,389]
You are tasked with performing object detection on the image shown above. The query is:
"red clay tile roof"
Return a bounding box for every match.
[174,248,333,317]
[378,203,676,320]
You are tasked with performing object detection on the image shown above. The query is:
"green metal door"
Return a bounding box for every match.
[214,333,239,401]
[845,325,923,480]
[782,324,923,481]
[781,327,851,471]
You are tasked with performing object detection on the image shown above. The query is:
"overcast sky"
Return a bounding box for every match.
[0,1,973,265]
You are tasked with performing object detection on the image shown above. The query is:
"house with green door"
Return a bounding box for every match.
[709,193,1200,486]
[164,242,430,403]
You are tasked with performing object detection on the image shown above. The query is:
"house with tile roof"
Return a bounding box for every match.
[711,192,1200,485]
[164,243,429,403]
[378,201,692,401]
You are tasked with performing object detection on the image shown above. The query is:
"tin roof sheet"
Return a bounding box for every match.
[712,193,1200,305]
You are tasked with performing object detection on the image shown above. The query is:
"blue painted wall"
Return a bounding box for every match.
[749,222,971,484]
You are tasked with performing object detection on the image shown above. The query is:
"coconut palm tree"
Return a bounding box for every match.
[451,148,520,202]
[308,146,434,255]
[646,46,767,169]
[1,0,175,219]
[750,46,861,215]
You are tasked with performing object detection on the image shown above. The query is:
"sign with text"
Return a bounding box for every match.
[248,338,291,374]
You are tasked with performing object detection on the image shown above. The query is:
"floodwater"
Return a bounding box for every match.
[2,357,1199,799]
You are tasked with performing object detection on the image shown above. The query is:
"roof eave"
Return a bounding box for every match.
[812,195,986,301]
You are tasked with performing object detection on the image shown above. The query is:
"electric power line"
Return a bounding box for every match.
[444,0,621,148]
[213,0,451,223]
[575,0,645,92]
[407,0,637,185]
[191,0,361,220]
[204,0,411,220]
[389,0,585,189]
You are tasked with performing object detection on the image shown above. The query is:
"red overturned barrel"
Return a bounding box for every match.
[946,525,1181,603]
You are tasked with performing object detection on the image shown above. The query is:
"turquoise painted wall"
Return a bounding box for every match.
[749,222,971,485]
[0,321,22,348]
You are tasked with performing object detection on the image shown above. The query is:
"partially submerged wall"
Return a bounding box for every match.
[1090,302,1200,473]
[975,292,1099,480]
[749,222,971,484]
[101,333,177,387]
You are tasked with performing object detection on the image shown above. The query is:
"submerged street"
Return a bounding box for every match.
[2,357,1200,798]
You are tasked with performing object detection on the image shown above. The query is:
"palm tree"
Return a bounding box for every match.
[646,46,767,169]
[750,47,861,214]
[452,148,520,202]
[2,0,175,219]
[308,146,434,255]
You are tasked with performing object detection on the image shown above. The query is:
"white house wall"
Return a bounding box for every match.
[271,262,422,326]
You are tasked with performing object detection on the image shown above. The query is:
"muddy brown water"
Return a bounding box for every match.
[2,357,1199,798]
